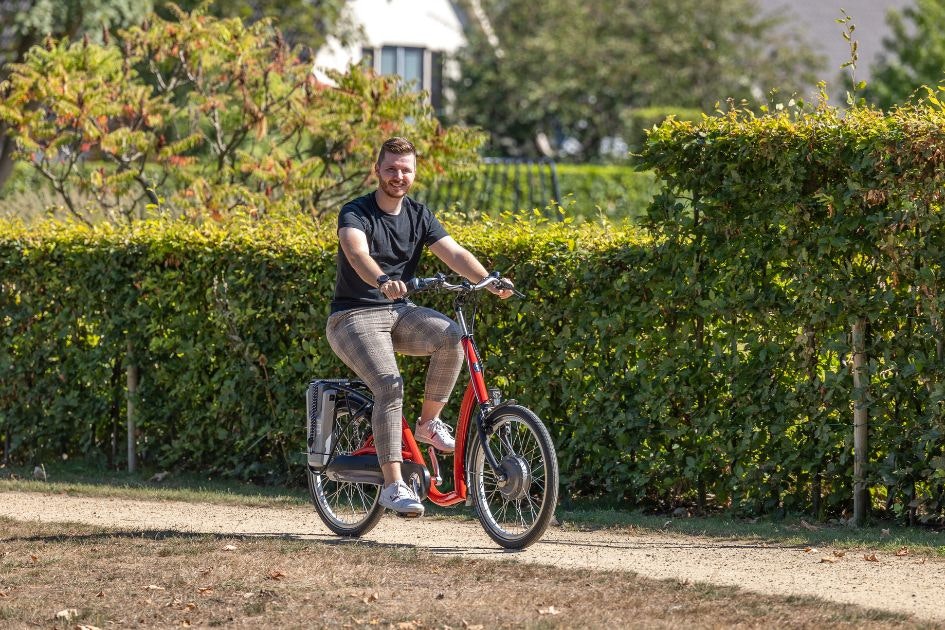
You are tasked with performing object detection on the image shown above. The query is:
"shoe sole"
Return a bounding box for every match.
[415,438,455,454]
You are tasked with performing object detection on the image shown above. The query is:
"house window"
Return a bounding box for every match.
[379,45,425,92]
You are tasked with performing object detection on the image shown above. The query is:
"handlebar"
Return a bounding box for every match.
[406,272,525,299]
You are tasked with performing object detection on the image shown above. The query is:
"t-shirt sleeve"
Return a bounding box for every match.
[338,203,368,234]
[423,207,449,246]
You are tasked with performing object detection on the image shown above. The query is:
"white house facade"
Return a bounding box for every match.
[314,0,471,113]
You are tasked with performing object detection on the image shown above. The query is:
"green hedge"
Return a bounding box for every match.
[5,94,945,523]
[634,102,945,521]
[418,163,660,221]
[555,164,660,221]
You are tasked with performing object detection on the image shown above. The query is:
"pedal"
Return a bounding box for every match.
[427,446,443,485]
[395,510,423,519]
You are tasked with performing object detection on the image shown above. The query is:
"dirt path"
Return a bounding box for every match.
[2,490,944,623]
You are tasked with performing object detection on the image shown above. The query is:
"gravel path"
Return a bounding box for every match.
[2,490,944,622]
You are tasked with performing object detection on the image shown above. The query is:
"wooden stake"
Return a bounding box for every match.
[852,317,868,526]
[126,340,139,473]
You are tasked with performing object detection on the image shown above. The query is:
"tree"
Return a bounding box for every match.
[862,0,945,109]
[162,0,358,51]
[0,5,483,223]
[0,0,153,190]
[450,0,822,160]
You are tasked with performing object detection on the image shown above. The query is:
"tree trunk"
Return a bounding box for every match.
[126,341,139,473]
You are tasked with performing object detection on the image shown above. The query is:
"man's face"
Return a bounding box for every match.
[375,152,416,199]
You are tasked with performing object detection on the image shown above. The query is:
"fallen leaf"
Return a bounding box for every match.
[78,625,102,630]
[803,547,814,553]
[145,585,166,591]
[819,557,836,564]
[267,570,286,581]
[799,519,819,531]
[243,592,255,599]
[198,567,212,576]
[96,590,105,598]
[179,621,191,628]
[396,622,418,630]
[54,609,79,621]
[0,590,7,598]
[29,554,38,563]
[197,586,214,595]
[538,606,563,615]
[832,550,846,558]
[363,592,379,604]
[864,553,879,562]
[222,544,237,551]
[185,603,197,611]
[881,528,891,537]
[895,547,909,557]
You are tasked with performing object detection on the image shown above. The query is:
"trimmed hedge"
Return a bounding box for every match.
[4,99,945,522]
[635,102,945,521]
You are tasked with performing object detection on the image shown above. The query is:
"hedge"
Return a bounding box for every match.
[635,102,945,522]
[3,102,945,522]
[417,163,660,221]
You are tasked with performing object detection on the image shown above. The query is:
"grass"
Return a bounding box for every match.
[0,516,934,629]
[3,460,944,557]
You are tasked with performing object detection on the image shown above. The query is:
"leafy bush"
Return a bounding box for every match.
[418,163,660,222]
[635,99,945,521]
[0,6,482,223]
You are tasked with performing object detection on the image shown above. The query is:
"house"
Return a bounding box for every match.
[314,0,485,115]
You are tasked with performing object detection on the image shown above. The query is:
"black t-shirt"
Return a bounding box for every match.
[330,192,449,313]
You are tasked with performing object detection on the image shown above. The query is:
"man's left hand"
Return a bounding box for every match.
[488,278,515,300]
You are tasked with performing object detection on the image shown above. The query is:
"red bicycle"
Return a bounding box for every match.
[305,273,559,549]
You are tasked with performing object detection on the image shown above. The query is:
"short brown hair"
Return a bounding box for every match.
[376,137,416,165]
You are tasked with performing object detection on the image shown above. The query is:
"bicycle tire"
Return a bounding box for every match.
[468,405,559,549]
[307,406,384,537]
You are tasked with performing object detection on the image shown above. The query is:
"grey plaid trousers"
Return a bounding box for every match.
[325,302,464,465]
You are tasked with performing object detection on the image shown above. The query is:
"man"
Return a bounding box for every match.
[326,137,513,517]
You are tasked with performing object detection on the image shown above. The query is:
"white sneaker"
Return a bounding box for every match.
[379,480,424,517]
[414,417,455,452]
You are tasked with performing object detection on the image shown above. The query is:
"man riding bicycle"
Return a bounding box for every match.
[326,137,513,517]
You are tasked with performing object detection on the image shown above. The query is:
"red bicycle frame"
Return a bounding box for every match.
[351,286,497,507]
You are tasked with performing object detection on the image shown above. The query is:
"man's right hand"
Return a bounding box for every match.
[380,279,408,299]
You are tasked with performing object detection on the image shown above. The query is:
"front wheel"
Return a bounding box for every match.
[307,407,384,537]
[468,405,559,549]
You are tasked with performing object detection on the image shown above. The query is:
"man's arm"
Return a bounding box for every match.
[339,227,408,298]
[428,236,513,299]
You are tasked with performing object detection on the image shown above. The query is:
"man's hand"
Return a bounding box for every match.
[380,279,408,299]
[488,278,515,300]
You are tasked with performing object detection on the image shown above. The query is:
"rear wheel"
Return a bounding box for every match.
[468,405,559,549]
[307,407,384,537]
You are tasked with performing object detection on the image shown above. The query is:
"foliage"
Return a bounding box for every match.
[450,0,822,160]
[0,0,154,190]
[621,107,704,153]
[862,0,945,109]
[2,132,944,523]
[162,0,358,50]
[0,5,483,224]
[634,96,945,522]
[416,163,660,222]
[555,164,660,221]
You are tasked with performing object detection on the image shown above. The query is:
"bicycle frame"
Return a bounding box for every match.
[343,290,504,508]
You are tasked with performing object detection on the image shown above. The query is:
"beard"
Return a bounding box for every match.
[378,176,411,199]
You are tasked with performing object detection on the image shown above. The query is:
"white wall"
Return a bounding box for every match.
[315,0,466,73]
